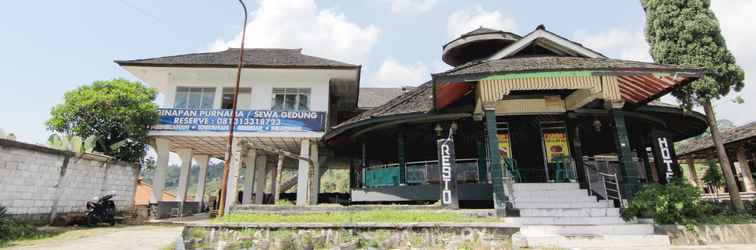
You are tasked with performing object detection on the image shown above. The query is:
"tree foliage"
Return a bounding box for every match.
[641,0,745,107]
[47,134,98,154]
[623,182,710,225]
[47,78,159,162]
[702,160,724,189]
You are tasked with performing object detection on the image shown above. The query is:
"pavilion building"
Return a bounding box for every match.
[325,25,709,215]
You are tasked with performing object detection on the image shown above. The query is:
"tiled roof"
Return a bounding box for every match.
[437,56,699,80]
[134,179,179,206]
[333,82,433,130]
[676,121,756,156]
[116,48,358,68]
[358,87,414,109]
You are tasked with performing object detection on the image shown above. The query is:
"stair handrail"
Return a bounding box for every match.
[582,156,622,206]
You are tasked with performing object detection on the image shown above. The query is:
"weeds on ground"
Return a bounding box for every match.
[215,209,497,224]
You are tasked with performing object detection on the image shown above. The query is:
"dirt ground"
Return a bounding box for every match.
[4,225,182,250]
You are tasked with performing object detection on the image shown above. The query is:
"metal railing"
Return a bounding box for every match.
[583,156,622,206]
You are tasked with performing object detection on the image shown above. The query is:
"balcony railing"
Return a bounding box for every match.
[361,158,481,188]
[152,108,327,133]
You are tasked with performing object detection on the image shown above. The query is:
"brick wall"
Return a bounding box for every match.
[0,139,139,223]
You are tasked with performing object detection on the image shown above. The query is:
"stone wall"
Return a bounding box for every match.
[657,224,756,245]
[0,139,139,223]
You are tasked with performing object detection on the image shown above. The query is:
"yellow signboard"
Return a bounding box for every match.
[497,133,512,159]
[544,132,570,163]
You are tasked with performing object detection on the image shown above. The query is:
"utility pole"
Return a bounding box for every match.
[217,0,248,217]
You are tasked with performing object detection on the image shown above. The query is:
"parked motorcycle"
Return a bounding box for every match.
[86,194,116,226]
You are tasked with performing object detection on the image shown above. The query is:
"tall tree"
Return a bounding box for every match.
[47,78,159,163]
[641,0,746,210]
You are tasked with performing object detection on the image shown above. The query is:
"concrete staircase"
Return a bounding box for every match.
[508,183,670,249]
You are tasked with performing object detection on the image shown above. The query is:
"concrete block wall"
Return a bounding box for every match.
[0,139,139,223]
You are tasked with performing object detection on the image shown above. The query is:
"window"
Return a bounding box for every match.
[174,87,216,109]
[221,87,252,109]
[272,88,310,111]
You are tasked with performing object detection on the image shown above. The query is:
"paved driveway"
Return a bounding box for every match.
[7,225,182,250]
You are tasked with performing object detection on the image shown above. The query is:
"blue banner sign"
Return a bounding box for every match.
[153,108,326,133]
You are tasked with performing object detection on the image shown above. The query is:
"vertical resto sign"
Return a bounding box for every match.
[437,138,460,209]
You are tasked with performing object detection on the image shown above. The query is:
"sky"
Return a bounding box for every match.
[1,0,755,145]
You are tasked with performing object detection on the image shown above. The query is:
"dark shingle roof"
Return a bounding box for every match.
[437,56,699,80]
[358,87,414,109]
[333,82,433,130]
[115,48,358,68]
[677,122,756,156]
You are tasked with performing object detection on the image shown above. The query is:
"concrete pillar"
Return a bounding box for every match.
[309,142,320,205]
[272,154,284,203]
[223,141,243,215]
[612,111,640,199]
[254,155,268,204]
[736,145,755,192]
[685,156,703,190]
[151,138,171,203]
[241,150,257,204]
[297,139,311,206]
[175,148,193,202]
[194,154,210,203]
[484,109,508,216]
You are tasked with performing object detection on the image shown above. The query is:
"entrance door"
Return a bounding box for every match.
[508,117,547,182]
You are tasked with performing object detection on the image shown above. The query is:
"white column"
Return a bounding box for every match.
[223,141,243,215]
[272,154,284,203]
[151,138,171,204]
[194,155,210,203]
[309,142,319,205]
[175,148,193,202]
[736,145,755,192]
[254,154,268,204]
[242,150,257,204]
[296,139,311,206]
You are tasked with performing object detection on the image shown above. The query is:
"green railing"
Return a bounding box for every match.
[362,159,480,188]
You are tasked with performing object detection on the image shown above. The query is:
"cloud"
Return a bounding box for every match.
[208,0,380,64]
[369,58,430,87]
[447,5,516,38]
[390,0,437,15]
[574,28,652,62]
[709,0,756,125]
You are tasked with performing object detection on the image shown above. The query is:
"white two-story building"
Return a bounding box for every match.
[116,48,361,211]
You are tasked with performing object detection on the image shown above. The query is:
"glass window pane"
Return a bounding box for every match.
[174,88,188,108]
[298,94,309,110]
[272,95,285,110]
[284,94,297,110]
[187,88,202,109]
[201,88,215,109]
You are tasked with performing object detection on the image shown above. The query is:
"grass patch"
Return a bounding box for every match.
[216,209,498,224]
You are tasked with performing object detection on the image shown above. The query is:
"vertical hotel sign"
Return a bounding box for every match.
[650,130,681,184]
[437,138,459,209]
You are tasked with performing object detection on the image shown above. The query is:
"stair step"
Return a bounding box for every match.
[514,194,598,202]
[514,200,614,209]
[513,182,580,191]
[513,189,589,199]
[506,216,626,225]
[520,224,655,236]
[519,207,620,217]
[512,233,670,250]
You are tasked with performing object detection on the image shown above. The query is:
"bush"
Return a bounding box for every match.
[0,206,41,246]
[623,182,711,225]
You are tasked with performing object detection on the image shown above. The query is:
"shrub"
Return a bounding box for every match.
[622,182,711,225]
[0,206,40,246]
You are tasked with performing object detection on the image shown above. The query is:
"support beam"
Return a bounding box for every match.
[223,141,242,215]
[309,142,319,205]
[194,154,210,205]
[611,111,640,200]
[736,145,755,192]
[151,138,171,204]
[297,139,311,206]
[398,129,406,184]
[242,150,257,204]
[175,148,193,202]
[484,108,509,216]
[254,154,268,204]
[685,155,703,190]
[272,154,284,203]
